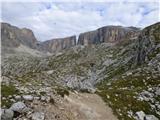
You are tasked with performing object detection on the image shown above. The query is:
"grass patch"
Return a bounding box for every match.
[1,85,18,97]
[96,71,160,120]
[1,84,19,108]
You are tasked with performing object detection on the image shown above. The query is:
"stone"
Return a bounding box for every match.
[126,72,132,76]
[155,88,160,96]
[135,111,145,120]
[46,70,54,75]
[32,112,45,120]
[145,115,159,120]
[41,96,46,102]
[15,95,21,100]
[1,109,14,120]
[23,95,34,101]
[34,97,40,100]
[10,98,16,102]
[10,102,28,113]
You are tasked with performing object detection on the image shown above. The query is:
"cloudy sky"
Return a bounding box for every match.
[1,1,160,41]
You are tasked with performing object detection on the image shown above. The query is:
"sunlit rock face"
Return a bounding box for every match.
[1,22,39,49]
[78,25,140,46]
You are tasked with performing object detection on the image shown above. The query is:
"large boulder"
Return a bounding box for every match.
[0,109,14,120]
[145,115,159,120]
[10,102,28,113]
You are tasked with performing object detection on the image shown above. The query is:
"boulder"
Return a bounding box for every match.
[10,102,28,113]
[0,109,14,120]
[145,115,159,120]
[135,111,145,120]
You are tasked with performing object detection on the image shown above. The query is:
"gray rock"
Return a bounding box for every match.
[41,96,46,102]
[46,70,54,75]
[32,112,45,120]
[135,111,145,120]
[34,97,40,100]
[155,88,160,96]
[1,109,14,120]
[15,95,21,100]
[23,95,34,101]
[10,102,28,113]
[78,25,139,46]
[145,115,159,120]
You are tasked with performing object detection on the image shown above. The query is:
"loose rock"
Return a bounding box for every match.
[32,112,45,120]
[23,95,34,101]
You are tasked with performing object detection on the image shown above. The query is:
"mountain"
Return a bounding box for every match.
[1,22,141,56]
[1,22,76,55]
[1,22,160,120]
[78,26,140,46]
[38,36,76,53]
[1,23,39,49]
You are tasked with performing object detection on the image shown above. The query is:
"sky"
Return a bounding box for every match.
[1,1,160,41]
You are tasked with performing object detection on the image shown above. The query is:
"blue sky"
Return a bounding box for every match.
[1,1,160,41]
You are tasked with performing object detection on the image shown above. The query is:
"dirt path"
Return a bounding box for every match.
[31,92,118,120]
[64,92,118,120]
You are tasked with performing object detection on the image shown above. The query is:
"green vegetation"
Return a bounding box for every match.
[55,87,69,97]
[1,84,19,107]
[1,84,18,97]
[96,71,160,120]
[148,47,160,60]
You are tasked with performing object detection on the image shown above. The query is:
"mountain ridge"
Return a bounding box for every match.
[1,22,143,54]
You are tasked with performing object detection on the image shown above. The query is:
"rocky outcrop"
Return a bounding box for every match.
[39,36,76,53]
[78,26,140,46]
[136,22,160,64]
[1,22,39,49]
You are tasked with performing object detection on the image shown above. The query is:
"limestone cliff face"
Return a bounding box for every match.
[78,26,140,46]
[1,23,38,49]
[39,36,76,53]
[136,22,160,64]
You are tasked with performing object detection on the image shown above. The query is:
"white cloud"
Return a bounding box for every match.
[1,2,160,41]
